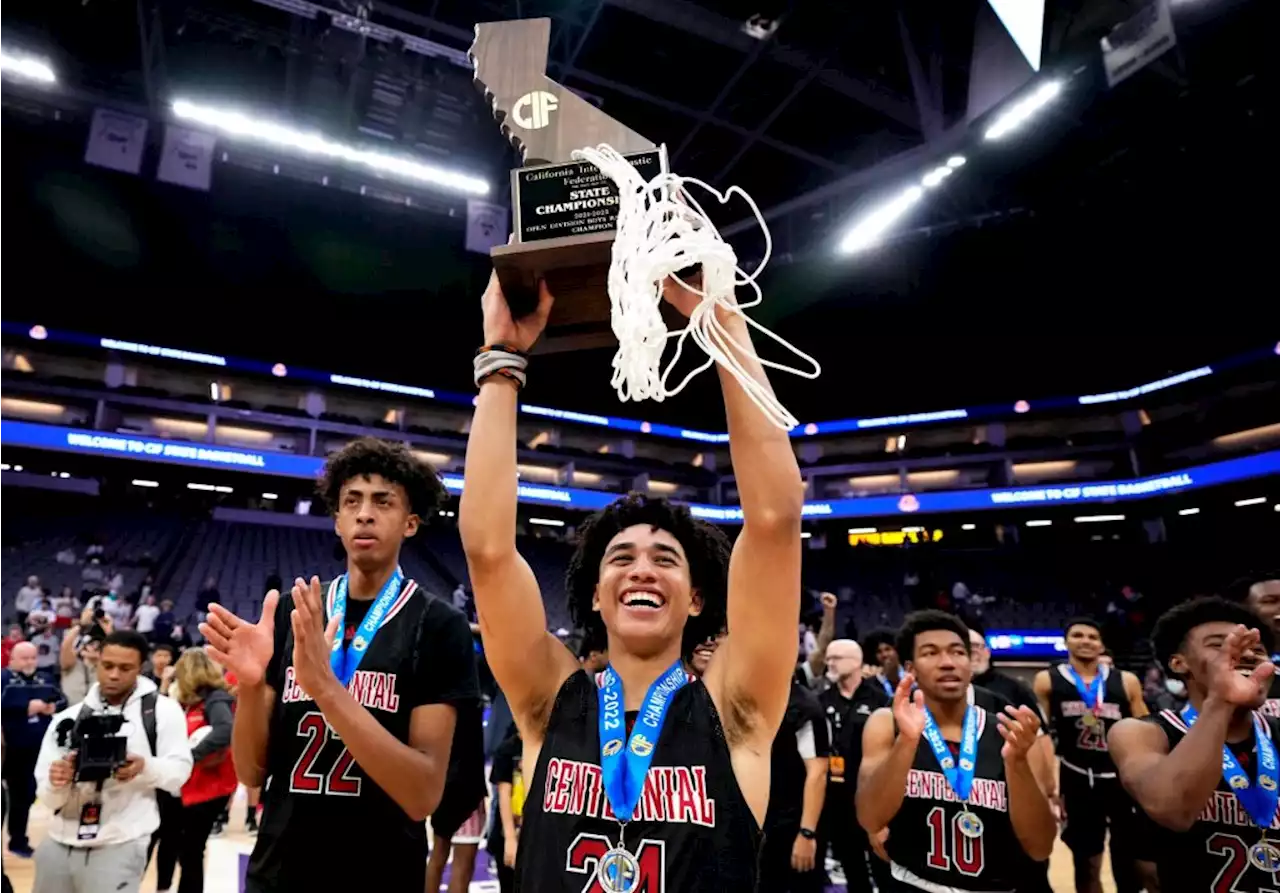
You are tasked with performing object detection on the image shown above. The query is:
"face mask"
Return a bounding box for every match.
[1164,679,1186,696]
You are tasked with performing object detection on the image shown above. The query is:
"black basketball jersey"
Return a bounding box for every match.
[247,579,479,893]
[1148,709,1280,893]
[1048,662,1131,773]
[1261,673,1280,719]
[885,700,1023,892]
[516,669,760,892]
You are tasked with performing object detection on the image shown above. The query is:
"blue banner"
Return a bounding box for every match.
[5,321,1274,443]
[2,420,1276,521]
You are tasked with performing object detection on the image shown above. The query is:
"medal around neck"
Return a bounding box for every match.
[1181,704,1280,869]
[922,704,984,839]
[329,569,403,687]
[595,661,689,892]
[1066,664,1105,726]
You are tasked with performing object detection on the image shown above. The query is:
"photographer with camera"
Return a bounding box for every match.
[32,630,192,893]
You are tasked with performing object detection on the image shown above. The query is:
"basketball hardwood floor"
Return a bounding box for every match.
[2,788,1111,892]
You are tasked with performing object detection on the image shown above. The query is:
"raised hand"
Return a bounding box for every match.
[997,705,1042,763]
[290,576,343,701]
[201,591,279,689]
[820,592,837,612]
[482,271,553,353]
[893,673,926,742]
[1206,625,1276,707]
[660,271,704,319]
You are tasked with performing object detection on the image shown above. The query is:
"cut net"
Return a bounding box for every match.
[571,144,821,431]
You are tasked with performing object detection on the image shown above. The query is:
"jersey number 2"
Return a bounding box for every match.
[290,711,362,796]
[567,833,666,893]
[925,806,985,877]
[1207,832,1280,893]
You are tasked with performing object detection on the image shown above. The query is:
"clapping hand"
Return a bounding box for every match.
[201,591,279,688]
[290,576,343,701]
[1205,625,1275,707]
[893,673,926,742]
[996,705,1042,763]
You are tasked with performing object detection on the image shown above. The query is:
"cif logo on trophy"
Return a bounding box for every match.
[470,17,664,352]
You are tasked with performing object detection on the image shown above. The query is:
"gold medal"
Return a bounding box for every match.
[1081,713,1099,728]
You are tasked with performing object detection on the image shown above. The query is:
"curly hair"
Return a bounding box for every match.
[318,437,447,518]
[565,493,731,659]
[895,610,971,664]
[1152,596,1275,678]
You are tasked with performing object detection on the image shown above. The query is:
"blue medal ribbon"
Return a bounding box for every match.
[1181,704,1279,832]
[328,568,404,687]
[1064,664,1105,715]
[597,661,689,823]
[921,704,981,805]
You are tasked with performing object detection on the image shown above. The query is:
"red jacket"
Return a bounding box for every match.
[181,690,239,806]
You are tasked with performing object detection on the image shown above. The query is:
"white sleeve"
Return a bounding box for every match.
[34,709,74,812]
[796,720,817,761]
[138,696,194,795]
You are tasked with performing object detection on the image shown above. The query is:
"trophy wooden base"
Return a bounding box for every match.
[491,230,617,354]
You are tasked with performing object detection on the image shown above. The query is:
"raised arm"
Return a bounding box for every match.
[460,275,578,745]
[857,674,926,833]
[693,291,804,740]
[805,593,838,680]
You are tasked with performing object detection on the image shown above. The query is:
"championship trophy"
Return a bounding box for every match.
[470,17,665,352]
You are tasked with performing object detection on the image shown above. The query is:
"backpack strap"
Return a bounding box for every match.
[141,691,159,756]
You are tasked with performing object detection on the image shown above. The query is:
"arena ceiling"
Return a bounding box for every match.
[1,0,1272,426]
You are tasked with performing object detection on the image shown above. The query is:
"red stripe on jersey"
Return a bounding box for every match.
[378,579,418,628]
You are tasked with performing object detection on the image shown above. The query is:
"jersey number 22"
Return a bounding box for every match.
[290,711,362,796]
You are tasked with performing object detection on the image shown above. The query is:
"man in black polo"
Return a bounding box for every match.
[817,638,889,893]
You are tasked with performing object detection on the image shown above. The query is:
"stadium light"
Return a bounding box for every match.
[1074,514,1125,523]
[262,492,279,500]
[13,465,22,472]
[1025,519,1052,527]
[838,185,925,255]
[848,527,877,535]
[529,517,566,527]
[1178,507,1200,515]
[132,479,160,488]
[0,464,9,471]
[0,50,56,84]
[171,99,490,197]
[984,80,1062,141]
[961,523,977,530]
[1235,497,1267,507]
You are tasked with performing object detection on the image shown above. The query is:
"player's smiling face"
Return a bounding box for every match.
[1248,580,1280,638]
[1178,621,1270,707]
[595,524,701,657]
[908,630,971,702]
[1066,624,1103,661]
[334,473,420,569]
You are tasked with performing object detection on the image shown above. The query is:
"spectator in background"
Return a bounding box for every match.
[196,577,220,609]
[29,620,61,680]
[14,576,42,630]
[2,641,66,858]
[862,628,904,698]
[81,557,106,589]
[52,587,79,632]
[107,570,125,595]
[148,644,177,692]
[60,632,101,706]
[488,724,524,893]
[451,582,468,613]
[153,599,176,643]
[135,575,156,605]
[134,595,160,638]
[796,593,838,689]
[101,591,130,631]
[27,598,56,633]
[2,626,25,669]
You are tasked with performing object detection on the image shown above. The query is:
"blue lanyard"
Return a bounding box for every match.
[1182,704,1279,831]
[878,675,894,697]
[597,661,688,823]
[922,704,981,803]
[1064,664,1105,713]
[328,568,403,687]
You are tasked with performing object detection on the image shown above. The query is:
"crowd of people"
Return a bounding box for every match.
[2,272,1277,893]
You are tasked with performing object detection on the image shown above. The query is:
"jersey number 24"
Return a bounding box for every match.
[567,833,666,893]
[290,711,362,796]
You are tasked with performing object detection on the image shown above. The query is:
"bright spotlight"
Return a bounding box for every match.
[0,51,56,84]
[921,165,954,189]
[171,98,490,196]
[946,155,967,169]
[838,186,925,255]
[984,80,1062,141]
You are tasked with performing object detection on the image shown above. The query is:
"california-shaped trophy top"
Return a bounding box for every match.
[470,17,656,166]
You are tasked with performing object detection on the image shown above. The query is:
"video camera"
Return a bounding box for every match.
[55,711,128,784]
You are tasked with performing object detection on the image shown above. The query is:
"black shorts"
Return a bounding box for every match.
[1059,766,1135,856]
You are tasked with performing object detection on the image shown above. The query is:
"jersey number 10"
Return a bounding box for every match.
[925,806,986,877]
[290,711,363,796]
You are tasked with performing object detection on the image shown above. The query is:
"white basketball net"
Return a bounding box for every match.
[570,144,821,431]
